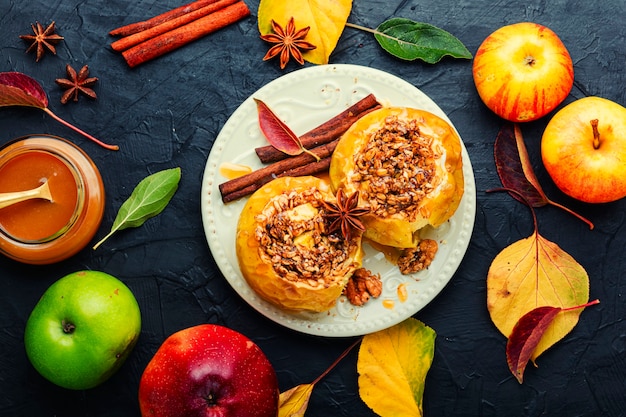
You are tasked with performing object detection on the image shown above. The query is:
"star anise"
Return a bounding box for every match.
[322,189,370,242]
[55,64,98,104]
[260,17,316,69]
[19,21,64,62]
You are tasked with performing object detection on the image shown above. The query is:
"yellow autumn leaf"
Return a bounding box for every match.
[487,231,589,361]
[258,0,353,65]
[357,318,436,417]
[278,383,314,417]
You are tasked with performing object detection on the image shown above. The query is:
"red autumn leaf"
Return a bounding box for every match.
[506,299,600,383]
[254,98,319,160]
[254,98,304,155]
[494,123,548,207]
[493,122,593,229]
[0,71,117,150]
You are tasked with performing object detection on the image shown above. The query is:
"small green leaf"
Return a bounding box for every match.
[373,18,472,63]
[93,167,181,249]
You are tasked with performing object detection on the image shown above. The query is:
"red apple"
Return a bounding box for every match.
[473,22,574,122]
[138,324,279,417]
[541,96,626,203]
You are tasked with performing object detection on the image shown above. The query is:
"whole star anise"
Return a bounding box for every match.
[19,21,64,62]
[322,189,370,242]
[55,64,98,104]
[260,17,316,69]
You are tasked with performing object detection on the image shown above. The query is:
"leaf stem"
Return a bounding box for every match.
[43,107,119,151]
[311,337,362,386]
[345,22,403,44]
[546,199,594,230]
[562,298,600,312]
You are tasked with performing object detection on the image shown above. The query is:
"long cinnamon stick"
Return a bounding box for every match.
[255,93,381,163]
[111,0,239,52]
[121,1,250,68]
[219,140,339,203]
[221,158,332,203]
[109,0,223,37]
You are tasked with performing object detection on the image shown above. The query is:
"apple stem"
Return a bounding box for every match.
[62,319,76,334]
[591,119,601,149]
[310,337,362,386]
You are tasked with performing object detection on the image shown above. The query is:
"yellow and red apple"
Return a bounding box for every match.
[473,22,574,122]
[541,96,626,203]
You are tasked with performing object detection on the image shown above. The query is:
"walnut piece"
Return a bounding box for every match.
[344,268,382,306]
[397,239,438,275]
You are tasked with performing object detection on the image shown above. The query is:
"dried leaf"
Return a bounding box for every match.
[357,318,435,417]
[0,71,48,108]
[254,98,319,160]
[493,123,593,229]
[506,300,599,383]
[257,0,353,65]
[495,123,548,207]
[93,167,181,249]
[487,230,590,362]
[0,71,117,150]
[254,98,303,156]
[373,18,472,63]
[278,384,314,417]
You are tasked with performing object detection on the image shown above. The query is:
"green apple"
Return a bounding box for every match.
[24,270,141,390]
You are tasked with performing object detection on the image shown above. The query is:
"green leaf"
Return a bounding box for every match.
[373,18,472,63]
[93,167,181,249]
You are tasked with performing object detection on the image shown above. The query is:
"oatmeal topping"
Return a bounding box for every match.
[351,115,441,221]
[254,187,357,287]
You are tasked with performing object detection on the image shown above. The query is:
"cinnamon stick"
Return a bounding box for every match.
[255,93,381,163]
[222,158,332,203]
[121,1,250,68]
[219,140,339,203]
[111,0,239,52]
[109,0,224,37]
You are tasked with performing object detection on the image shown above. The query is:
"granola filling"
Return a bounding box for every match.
[253,187,357,288]
[350,115,441,221]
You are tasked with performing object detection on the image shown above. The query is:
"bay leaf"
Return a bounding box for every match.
[357,318,435,417]
[93,167,181,249]
[373,18,472,63]
[487,231,590,362]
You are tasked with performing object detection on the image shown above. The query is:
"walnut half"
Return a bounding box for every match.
[397,239,438,275]
[344,268,382,306]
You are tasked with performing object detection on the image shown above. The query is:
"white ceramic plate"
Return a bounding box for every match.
[201,64,476,337]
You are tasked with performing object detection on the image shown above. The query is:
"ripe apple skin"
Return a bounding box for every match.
[541,96,626,203]
[473,22,574,122]
[24,270,141,390]
[139,324,279,417]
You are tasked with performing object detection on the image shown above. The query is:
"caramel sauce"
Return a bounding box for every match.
[0,151,78,241]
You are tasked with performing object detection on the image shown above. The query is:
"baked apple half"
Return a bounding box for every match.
[329,107,464,248]
[236,176,364,312]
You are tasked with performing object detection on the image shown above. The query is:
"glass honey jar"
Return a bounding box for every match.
[0,134,105,264]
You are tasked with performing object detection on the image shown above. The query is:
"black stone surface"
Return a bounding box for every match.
[1,0,625,416]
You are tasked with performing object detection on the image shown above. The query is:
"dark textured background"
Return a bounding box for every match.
[1,0,625,416]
